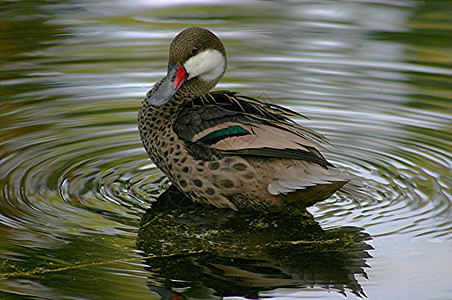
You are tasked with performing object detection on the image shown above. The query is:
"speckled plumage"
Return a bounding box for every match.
[138,27,350,211]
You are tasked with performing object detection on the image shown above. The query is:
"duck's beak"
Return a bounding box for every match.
[148,63,187,106]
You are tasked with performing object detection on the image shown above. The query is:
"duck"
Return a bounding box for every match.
[138,27,351,212]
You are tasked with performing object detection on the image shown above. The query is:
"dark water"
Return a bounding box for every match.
[1,1,451,299]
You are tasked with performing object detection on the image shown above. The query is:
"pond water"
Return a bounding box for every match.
[1,0,451,299]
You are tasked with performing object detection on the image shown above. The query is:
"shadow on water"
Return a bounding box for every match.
[137,186,373,299]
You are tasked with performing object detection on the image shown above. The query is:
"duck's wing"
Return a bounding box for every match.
[174,91,333,168]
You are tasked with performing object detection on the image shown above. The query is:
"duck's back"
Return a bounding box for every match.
[139,90,349,211]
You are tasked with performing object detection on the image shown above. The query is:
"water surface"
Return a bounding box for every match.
[0,0,451,299]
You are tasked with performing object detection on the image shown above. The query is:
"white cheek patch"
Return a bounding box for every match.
[184,49,226,82]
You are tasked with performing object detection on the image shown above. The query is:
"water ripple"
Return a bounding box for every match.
[308,101,452,238]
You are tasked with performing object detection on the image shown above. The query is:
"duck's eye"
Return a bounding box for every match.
[191,46,199,55]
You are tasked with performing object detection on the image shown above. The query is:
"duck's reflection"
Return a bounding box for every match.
[137,185,372,299]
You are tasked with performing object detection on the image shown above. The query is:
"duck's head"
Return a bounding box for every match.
[149,27,227,106]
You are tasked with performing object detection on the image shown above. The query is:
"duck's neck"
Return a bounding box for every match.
[146,76,217,115]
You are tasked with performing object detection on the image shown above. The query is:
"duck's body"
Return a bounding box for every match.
[138,27,349,211]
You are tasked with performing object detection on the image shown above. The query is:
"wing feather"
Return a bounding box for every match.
[174,91,332,168]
